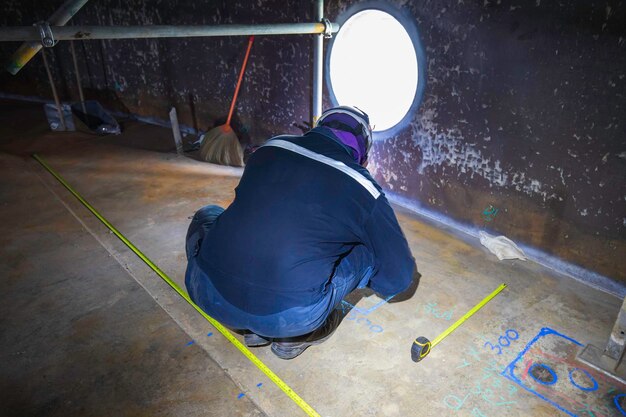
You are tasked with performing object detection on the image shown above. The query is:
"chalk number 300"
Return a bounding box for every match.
[484,329,519,355]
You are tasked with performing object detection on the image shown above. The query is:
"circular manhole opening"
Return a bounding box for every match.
[327,2,426,138]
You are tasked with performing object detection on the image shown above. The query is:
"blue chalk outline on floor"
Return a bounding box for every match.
[341,293,396,316]
[568,368,599,392]
[501,327,584,417]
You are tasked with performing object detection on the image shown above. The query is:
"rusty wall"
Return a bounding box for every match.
[1,0,625,283]
[339,0,626,284]
[0,0,317,146]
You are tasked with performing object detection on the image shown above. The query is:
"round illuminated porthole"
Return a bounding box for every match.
[326,2,425,138]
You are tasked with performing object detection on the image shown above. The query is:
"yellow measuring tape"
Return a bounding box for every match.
[411,283,507,363]
[432,283,507,348]
[33,154,321,417]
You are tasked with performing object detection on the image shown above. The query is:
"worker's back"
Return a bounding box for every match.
[186,127,414,338]
[191,128,377,332]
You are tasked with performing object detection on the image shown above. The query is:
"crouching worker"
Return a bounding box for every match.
[185,106,418,359]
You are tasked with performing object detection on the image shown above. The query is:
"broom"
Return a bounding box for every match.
[200,35,254,167]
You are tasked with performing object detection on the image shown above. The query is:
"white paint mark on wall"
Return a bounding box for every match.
[405,105,557,201]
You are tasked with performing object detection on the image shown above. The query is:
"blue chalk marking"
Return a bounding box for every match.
[615,394,626,416]
[484,341,503,355]
[506,329,519,340]
[457,359,471,369]
[341,300,362,314]
[443,393,470,411]
[237,393,245,399]
[207,332,213,337]
[370,325,383,333]
[257,383,263,388]
[343,307,384,332]
[568,368,598,392]
[340,293,397,316]
[471,407,488,417]
[501,327,583,417]
[339,302,348,315]
[186,340,195,346]
[482,205,499,222]
[342,300,360,313]
[362,293,396,314]
[528,363,558,386]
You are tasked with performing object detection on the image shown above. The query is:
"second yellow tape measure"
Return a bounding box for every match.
[412,283,507,363]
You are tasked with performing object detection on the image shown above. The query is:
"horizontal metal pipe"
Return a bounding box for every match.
[6,0,90,74]
[0,22,339,42]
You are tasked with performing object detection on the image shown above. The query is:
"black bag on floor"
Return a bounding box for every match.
[71,100,121,135]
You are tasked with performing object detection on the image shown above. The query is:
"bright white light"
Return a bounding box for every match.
[329,10,418,132]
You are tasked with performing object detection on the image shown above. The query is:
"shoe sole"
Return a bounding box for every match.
[271,332,335,360]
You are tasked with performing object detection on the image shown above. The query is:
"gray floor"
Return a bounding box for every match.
[1,101,625,416]
[0,160,264,417]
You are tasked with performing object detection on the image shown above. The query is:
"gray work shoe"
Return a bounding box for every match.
[271,309,341,360]
[244,333,271,347]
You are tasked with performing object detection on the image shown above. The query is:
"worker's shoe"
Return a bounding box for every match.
[244,333,271,347]
[271,309,341,360]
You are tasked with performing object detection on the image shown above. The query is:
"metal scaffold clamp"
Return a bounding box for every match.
[322,18,333,38]
[36,22,57,47]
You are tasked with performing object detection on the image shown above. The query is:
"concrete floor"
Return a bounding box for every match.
[1,100,625,417]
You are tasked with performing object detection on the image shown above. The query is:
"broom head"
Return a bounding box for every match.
[199,124,244,167]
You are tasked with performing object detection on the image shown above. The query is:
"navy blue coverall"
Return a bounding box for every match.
[185,126,415,338]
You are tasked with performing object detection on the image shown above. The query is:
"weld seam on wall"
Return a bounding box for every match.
[0,92,198,135]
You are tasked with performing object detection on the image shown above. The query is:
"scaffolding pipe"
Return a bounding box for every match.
[0,22,339,43]
[5,0,90,75]
[41,49,66,131]
[69,40,87,115]
[312,0,324,123]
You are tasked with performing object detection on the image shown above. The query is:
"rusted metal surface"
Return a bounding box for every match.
[0,0,624,282]
[1,101,625,416]
[328,0,626,282]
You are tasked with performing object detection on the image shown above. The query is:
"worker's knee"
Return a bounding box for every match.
[192,204,225,224]
[186,205,225,258]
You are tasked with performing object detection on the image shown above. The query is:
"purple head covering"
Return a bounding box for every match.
[318,112,369,164]
[329,128,364,164]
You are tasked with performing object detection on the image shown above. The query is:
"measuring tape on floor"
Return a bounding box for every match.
[33,154,321,417]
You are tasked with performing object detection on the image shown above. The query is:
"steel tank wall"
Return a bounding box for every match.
[327,0,626,283]
[0,0,624,283]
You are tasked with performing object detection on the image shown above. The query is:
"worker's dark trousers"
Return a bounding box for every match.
[185,204,374,338]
